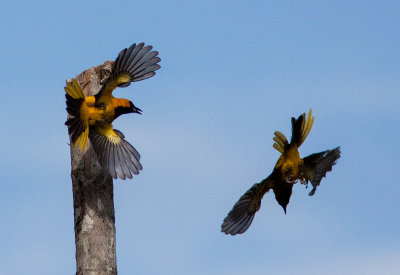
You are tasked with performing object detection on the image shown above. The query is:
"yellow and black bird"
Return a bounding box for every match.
[221,109,340,235]
[65,42,161,180]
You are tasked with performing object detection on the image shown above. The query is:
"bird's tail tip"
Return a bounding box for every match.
[65,79,89,151]
[291,109,314,147]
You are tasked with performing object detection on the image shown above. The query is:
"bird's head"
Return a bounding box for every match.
[114,100,142,119]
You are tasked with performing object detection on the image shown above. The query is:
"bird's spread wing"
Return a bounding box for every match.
[64,79,89,151]
[302,147,341,196]
[221,177,274,235]
[95,42,161,101]
[291,109,314,148]
[89,124,143,180]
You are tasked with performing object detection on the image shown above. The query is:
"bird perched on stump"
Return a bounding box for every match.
[221,109,341,235]
[65,42,161,180]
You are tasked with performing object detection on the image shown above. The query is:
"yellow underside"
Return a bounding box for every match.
[275,145,302,179]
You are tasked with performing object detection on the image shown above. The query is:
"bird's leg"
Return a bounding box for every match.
[299,176,308,188]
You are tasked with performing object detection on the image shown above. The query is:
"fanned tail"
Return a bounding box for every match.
[291,109,314,148]
[273,131,288,153]
[64,79,89,151]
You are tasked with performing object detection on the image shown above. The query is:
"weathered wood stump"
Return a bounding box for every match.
[68,61,118,275]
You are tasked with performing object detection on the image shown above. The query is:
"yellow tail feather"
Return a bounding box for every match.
[65,79,85,99]
[273,131,288,153]
[299,109,314,147]
[74,126,90,151]
[64,78,89,151]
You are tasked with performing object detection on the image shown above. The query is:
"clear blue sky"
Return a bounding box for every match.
[1,1,399,274]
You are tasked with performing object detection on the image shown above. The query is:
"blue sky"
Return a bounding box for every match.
[1,1,399,274]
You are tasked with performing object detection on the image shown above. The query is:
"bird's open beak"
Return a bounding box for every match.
[134,106,142,115]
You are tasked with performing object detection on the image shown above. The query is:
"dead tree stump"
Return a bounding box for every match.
[68,60,118,275]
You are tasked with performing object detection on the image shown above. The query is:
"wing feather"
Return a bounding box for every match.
[117,145,132,179]
[221,177,274,235]
[302,147,341,196]
[113,143,125,180]
[95,42,161,102]
[89,124,143,180]
[120,144,140,175]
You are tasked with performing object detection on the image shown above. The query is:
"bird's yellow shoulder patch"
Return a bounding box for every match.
[95,124,120,144]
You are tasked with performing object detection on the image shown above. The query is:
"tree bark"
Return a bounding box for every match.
[68,61,118,275]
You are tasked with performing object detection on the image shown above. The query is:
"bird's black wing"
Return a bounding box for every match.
[89,124,143,180]
[95,42,161,102]
[221,176,274,235]
[302,147,341,196]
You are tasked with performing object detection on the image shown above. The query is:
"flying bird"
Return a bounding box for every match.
[65,42,161,180]
[221,109,341,235]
